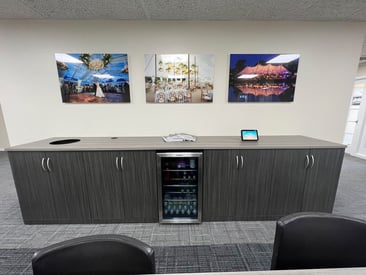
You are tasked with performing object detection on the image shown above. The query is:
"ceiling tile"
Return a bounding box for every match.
[1,0,366,22]
[77,0,146,19]
[19,0,146,19]
[0,0,42,19]
[140,0,253,20]
[301,0,366,21]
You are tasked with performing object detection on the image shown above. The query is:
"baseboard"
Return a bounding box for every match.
[350,152,366,160]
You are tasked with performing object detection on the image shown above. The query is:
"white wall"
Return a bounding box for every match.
[0,103,9,149]
[0,20,365,146]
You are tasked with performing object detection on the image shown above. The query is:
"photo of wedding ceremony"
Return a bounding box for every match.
[55,53,130,103]
[145,54,215,104]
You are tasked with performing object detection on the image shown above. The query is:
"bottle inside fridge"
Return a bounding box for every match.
[157,152,202,223]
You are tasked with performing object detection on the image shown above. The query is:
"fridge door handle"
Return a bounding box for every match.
[115,157,119,170]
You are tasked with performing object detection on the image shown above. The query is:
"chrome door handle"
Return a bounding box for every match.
[240,155,244,169]
[41,157,47,172]
[120,156,124,170]
[115,157,119,170]
[305,154,310,169]
[236,155,239,169]
[46,157,52,172]
[310,154,315,168]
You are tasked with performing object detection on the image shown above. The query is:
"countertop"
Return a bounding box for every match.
[6,136,346,151]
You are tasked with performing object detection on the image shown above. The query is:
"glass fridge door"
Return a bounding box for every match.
[157,152,202,223]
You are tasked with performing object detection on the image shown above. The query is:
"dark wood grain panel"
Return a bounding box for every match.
[83,151,158,223]
[7,151,57,223]
[82,151,125,222]
[46,152,91,223]
[203,150,239,221]
[236,149,276,219]
[267,149,308,218]
[302,148,345,212]
[121,151,158,222]
[204,149,276,221]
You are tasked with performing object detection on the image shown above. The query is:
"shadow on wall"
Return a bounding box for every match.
[0,103,10,149]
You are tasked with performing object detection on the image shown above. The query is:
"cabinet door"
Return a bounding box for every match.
[8,151,57,223]
[268,149,308,218]
[83,151,125,222]
[120,151,158,222]
[83,151,158,223]
[203,150,239,221]
[236,149,275,220]
[302,148,345,212]
[46,152,91,223]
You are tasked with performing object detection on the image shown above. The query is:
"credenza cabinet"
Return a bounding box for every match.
[82,151,158,223]
[8,151,90,223]
[301,148,345,212]
[203,149,275,221]
[203,148,345,221]
[268,148,344,217]
[8,150,158,224]
[7,136,345,224]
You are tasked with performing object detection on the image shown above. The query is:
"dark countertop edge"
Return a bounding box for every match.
[5,135,346,151]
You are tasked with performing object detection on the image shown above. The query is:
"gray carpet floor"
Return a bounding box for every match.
[0,151,366,274]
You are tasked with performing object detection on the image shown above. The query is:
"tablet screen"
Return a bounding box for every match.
[241,130,259,141]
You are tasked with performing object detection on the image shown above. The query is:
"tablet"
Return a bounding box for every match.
[241,130,259,141]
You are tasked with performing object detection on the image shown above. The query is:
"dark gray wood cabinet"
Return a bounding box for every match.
[45,152,91,223]
[203,148,344,221]
[238,149,276,219]
[83,151,158,223]
[9,150,158,224]
[203,149,275,221]
[301,148,345,212]
[268,148,345,217]
[203,150,238,221]
[7,137,344,224]
[267,149,309,218]
[119,151,158,222]
[8,151,91,224]
[82,151,125,222]
[8,151,58,223]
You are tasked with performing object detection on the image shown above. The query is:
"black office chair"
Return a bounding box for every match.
[32,234,155,275]
[271,212,366,270]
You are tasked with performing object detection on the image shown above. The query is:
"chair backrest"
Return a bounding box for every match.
[271,212,366,270]
[155,90,166,103]
[32,234,155,275]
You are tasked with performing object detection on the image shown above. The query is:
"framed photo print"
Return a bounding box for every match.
[55,53,130,103]
[229,54,300,102]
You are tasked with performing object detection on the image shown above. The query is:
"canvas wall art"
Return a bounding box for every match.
[228,54,300,102]
[145,54,215,103]
[55,53,130,103]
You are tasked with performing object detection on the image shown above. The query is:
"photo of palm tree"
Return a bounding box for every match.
[145,54,215,104]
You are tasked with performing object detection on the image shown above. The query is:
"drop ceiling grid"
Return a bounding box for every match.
[0,0,364,21]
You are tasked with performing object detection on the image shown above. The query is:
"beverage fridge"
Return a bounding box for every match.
[156,152,203,223]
